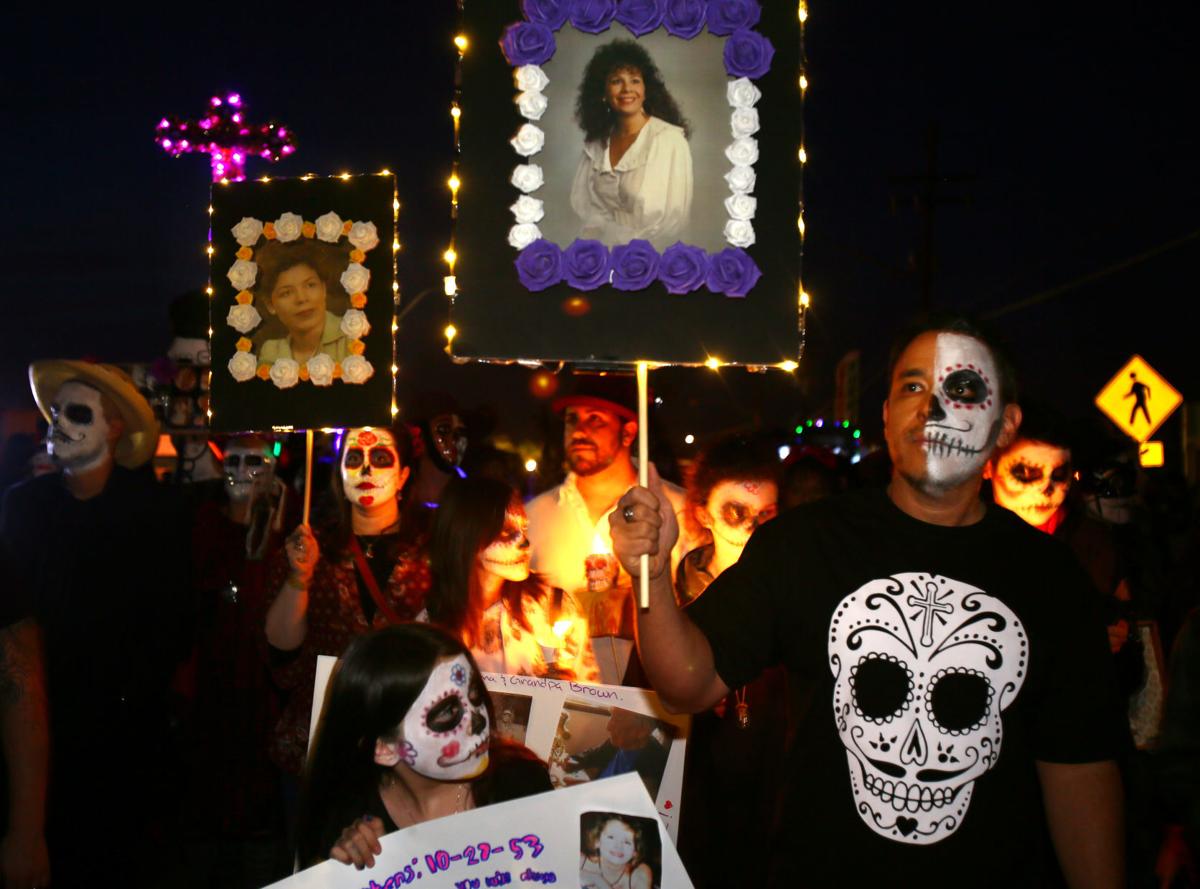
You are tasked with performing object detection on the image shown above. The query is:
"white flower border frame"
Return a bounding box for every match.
[503,13,769,264]
[223,212,380,389]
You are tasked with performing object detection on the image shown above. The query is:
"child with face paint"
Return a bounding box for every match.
[424,478,600,683]
[264,425,432,780]
[579,814,655,889]
[297,624,550,869]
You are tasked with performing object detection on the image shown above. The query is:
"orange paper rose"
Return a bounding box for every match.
[298,366,310,381]
[302,222,316,238]
[350,293,367,309]
[332,363,343,379]
[342,220,353,234]
[263,222,277,239]
[236,246,253,261]
[256,364,271,380]
[236,337,253,352]
[349,339,366,355]
[236,290,253,305]
[350,249,366,263]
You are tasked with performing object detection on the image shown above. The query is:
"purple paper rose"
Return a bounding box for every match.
[658,242,709,294]
[611,239,660,291]
[515,239,564,292]
[563,239,612,290]
[570,0,617,33]
[500,22,557,66]
[705,0,761,35]
[706,247,761,298]
[522,0,571,28]
[615,0,664,36]
[662,0,706,38]
[723,28,775,79]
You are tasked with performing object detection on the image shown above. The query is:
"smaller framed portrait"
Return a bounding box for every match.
[579,810,662,889]
[209,174,396,432]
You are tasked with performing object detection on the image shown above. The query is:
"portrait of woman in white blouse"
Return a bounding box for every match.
[570,40,693,250]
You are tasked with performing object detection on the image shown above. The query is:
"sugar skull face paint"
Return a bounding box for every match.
[341,428,408,508]
[429,412,468,471]
[991,440,1072,527]
[923,334,1002,486]
[479,505,531,583]
[47,381,111,471]
[702,479,779,549]
[223,438,277,504]
[398,655,490,780]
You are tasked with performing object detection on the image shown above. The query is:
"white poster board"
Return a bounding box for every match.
[311,661,689,841]
[265,772,693,888]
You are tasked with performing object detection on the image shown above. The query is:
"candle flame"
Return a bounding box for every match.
[552,620,572,639]
[590,532,610,555]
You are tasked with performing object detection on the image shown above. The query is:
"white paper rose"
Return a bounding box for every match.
[227,351,257,382]
[340,355,374,385]
[511,164,545,193]
[727,77,762,108]
[510,195,545,224]
[306,353,335,387]
[226,259,258,291]
[339,308,371,340]
[724,194,757,221]
[724,218,756,248]
[348,221,380,252]
[731,107,760,138]
[516,90,549,121]
[231,217,264,247]
[269,358,300,389]
[510,124,545,157]
[274,212,303,243]
[340,262,370,295]
[725,165,757,194]
[508,223,542,250]
[226,303,263,334]
[514,64,550,92]
[725,137,760,167]
[315,211,344,243]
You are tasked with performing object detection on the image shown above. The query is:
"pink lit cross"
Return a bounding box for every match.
[156,92,296,182]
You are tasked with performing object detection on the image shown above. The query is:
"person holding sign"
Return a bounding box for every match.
[425,477,598,682]
[265,425,430,780]
[570,40,693,250]
[255,239,351,364]
[609,318,1128,888]
[298,624,551,869]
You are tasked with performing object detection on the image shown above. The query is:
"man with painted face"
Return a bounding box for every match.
[611,318,1128,888]
[406,391,469,510]
[265,424,431,780]
[526,375,690,652]
[0,360,192,887]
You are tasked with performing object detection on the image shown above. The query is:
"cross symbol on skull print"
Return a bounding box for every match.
[828,573,1028,844]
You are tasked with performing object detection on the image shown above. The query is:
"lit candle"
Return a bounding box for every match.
[585,532,619,593]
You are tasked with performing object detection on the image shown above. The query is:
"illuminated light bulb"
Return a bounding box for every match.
[380,168,391,176]
[799,75,809,91]
[161,138,173,149]
[231,113,242,124]
[391,403,400,417]
[205,286,214,296]
[454,34,469,52]
[219,177,229,185]
[339,172,352,180]
[179,139,190,149]
[391,321,399,333]
[393,199,400,211]
[207,327,214,337]
[780,360,799,372]
[684,434,695,444]
[525,458,538,473]
[800,290,811,308]
[390,364,399,374]
[798,146,808,164]
[443,247,458,265]
[207,205,214,215]
[392,239,401,252]
[450,105,462,119]
[797,214,806,235]
[281,145,295,155]
[447,174,461,192]
[444,275,458,296]
[444,324,458,341]
[228,93,241,106]
[205,245,214,256]
[211,96,222,107]
[157,118,169,129]
[705,357,721,370]
[392,280,400,292]
[300,174,312,181]
[259,175,270,182]
[798,2,808,22]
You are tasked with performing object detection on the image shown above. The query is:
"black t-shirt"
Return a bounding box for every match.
[687,488,1128,888]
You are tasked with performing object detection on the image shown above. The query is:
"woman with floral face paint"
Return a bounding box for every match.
[424,478,599,683]
[264,424,432,782]
[298,624,551,869]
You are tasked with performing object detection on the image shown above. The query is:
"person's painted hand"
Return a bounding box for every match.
[285,524,319,585]
[330,815,386,870]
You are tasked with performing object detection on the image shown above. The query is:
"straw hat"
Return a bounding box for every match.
[29,360,160,469]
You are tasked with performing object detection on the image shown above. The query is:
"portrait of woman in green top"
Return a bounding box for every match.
[254,239,350,364]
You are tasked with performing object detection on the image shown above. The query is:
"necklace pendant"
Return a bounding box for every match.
[735,700,750,729]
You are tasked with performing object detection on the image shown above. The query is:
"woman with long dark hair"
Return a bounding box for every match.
[425,477,598,682]
[265,425,431,782]
[570,39,693,249]
[298,623,551,868]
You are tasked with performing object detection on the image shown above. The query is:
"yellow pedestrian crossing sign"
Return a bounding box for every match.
[1095,355,1182,443]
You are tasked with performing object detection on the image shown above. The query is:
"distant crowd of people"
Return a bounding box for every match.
[1,315,1197,888]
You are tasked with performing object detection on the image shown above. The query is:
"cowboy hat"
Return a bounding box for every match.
[29,360,160,469]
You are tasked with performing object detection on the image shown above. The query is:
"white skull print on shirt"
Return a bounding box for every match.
[828,572,1027,844]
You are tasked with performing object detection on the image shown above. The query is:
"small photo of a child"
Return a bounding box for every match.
[579,811,661,889]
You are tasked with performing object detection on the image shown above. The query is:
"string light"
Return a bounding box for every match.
[450,105,462,120]
[444,276,458,296]
[798,146,808,164]
[779,360,799,372]
[454,34,469,52]
[799,75,809,91]
[205,286,213,296]
[155,93,295,182]
[444,324,458,342]
[339,172,352,181]
[705,357,722,370]
[798,1,808,22]
[800,290,811,308]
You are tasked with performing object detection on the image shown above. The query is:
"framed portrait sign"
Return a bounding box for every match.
[208,174,397,432]
[452,0,803,366]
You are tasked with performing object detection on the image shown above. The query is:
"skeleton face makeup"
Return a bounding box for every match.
[828,573,1027,844]
[479,505,531,583]
[428,413,468,471]
[341,428,407,509]
[47,381,113,471]
[396,655,490,781]
[223,438,277,504]
[702,479,779,550]
[991,440,1072,528]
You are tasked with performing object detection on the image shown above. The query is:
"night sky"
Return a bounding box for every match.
[3,4,1196,457]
